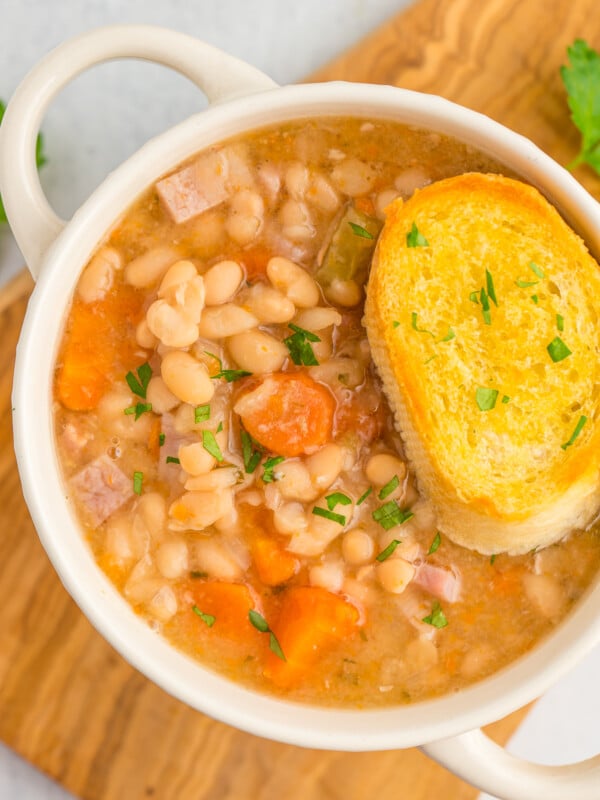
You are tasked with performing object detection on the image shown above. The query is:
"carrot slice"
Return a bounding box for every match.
[236,372,335,457]
[264,586,361,688]
[188,581,263,647]
[252,536,300,586]
[55,285,143,411]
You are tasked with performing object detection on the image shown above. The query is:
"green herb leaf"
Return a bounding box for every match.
[423,354,438,365]
[378,474,400,500]
[348,221,375,239]
[501,395,511,404]
[124,402,153,420]
[192,605,216,627]
[529,261,545,279]
[422,601,448,628]
[166,456,180,465]
[411,312,435,337]
[469,291,480,304]
[202,430,224,462]
[439,327,456,343]
[486,269,498,307]
[158,433,166,447]
[263,455,285,483]
[406,222,429,247]
[372,501,414,531]
[125,362,152,399]
[205,351,252,382]
[195,404,211,423]
[248,610,286,660]
[515,279,538,288]
[531,294,539,304]
[560,40,600,173]
[216,421,223,433]
[376,539,402,562]
[476,387,499,411]
[325,492,352,510]
[312,506,347,525]
[479,288,491,325]
[241,429,262,474]
[268,632,286,661]
[557,314,565,332]
[490,554,497,565]
[428,531,441,555]
[190,570,208,579]
[547,336,572,362]
[561,414,587,450]
[284,324,321,366]
[133,471,144,495]
[356,486,372,506]
[393,320,400,329]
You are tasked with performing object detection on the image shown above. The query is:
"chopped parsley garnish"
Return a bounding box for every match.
[125,362,152,399]
[393,320,400,328]
[158,433,166,447]
[561,414,587,450]
[202,430,224,462]
[476,387,499,411]
[547,336,572,362]
[133,471,144,495]
[376,539,402,562]
[124,401,153,420]
[423,354,438,365]
[356,486,372,505]
[325,492,352,510]
[312,506,347,525]
[439,327,456,342]
[561,40,600,173]
[486,269,498,306]
[422,601,448,628]
[190,570,208,579]
[490,554,497,565]
[411,312,435,337]
[216,421,223,433]
[428,531,441,555]
[263,455,285,483]
[557,314,565,332]
[529,261,545,279]
[248,610,286,661]
[241,429,262,474]
[406,222,429,247]
[531,294,539,304]
[348,221,375,239]
[284,323,321,366]
[205,351,252,382]
[479,288,491,325]
[166,456,180,465]
[515,279,538,288]
[469,291,480,304]
[372,501,413,531]
[501,395,511,404]
[192,605,216,627]
[195,404,211,423]
[378,475,400,500]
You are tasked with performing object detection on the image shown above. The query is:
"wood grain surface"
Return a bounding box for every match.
[2,1,600,798]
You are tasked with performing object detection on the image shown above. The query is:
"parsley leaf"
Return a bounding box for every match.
[202,430,224,462]
[475,387,499,411]
[372,501,413,531]
[205,351,251,382]
[263,455,285,483]
[376,539,401,562]
[348,221,375,239]
[241,428,262,474]
[248,610,286,661]
[192,605,216,627]
[406,222,429,247]
[422,601,448,629]
[561,414,587,450]
[561,40,600,173]
[125,362,152,399]
[283,324,320,366]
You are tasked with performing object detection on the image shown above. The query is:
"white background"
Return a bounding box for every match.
[1,1,599,798]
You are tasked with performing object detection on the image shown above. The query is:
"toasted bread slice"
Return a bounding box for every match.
[365,173,600,555]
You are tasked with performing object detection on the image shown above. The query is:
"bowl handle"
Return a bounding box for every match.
[422,728,600,799]
[0,24,276,279]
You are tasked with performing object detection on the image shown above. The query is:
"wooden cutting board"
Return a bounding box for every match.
[2,1,600,797]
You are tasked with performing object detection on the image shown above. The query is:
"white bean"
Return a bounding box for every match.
[185,466,239,492]
[135,319,158,349]
[365,453,407,487]
[97,386,153,443]
[342,528,375,566]
[309,559,345,593]
[147,585,178,621]
[226,190,264,245]
[305,444,344,491]
[179,441,216,476]
[276,460,319,502]
[227,330,288,374]
[125,246,180,287]
[158,260,198,297]
[308,173,340,212]
[394,167,431,198]
[155,538,189,579]
[376,558,415,594]
[146,376,180,414]
[192,537,243,581]
[285,162,310,199]
[198,304,258,339]
[169,489,233,532]
[309,357,364,390]
[279,199,315,242]
[273,502,309,536]
[523,573,566,619]
[293,307,342,331]
[146,300,199,348]
[331,157,377,196]
[266,256,320,308]
[375,188,400,219]
[161,351,215,405]
[288,511,343,556]
[136,492,167,541]
[324,278,362,307]
[77,246,122,303]
[203,260,244,305]
[242,283,295,324]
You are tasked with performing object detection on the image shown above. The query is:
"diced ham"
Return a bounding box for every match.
[414,562,462,603]
[69,455,133,526]
[157,150,230,224]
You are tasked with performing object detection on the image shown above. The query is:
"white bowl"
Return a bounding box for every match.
[2,25,600,800]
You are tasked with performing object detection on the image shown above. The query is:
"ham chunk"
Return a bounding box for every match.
[156,146,254,224]
[414,563,462,603]
[69,455,133,526]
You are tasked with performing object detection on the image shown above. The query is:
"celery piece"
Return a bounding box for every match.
[316,204,382,288]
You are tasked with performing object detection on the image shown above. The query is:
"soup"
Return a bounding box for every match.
[53,118,600,707]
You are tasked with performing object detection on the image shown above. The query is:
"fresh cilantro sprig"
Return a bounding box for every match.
[0,99,47,223]
[561,40,600,174]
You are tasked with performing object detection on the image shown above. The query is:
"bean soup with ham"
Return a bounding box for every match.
[54,118,600,707]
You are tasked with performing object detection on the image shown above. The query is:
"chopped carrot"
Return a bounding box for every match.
[264,586,361,688]
[239,245,272,280]
[187,581,264,648]
[55,285,144,411]
[252,536,300,586]
[353,196,376,217]
[236,372,335,457]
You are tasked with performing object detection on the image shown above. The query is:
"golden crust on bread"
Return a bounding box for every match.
[365,173,600,554]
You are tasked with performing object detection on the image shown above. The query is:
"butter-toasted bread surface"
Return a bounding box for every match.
[365,173,600,554]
